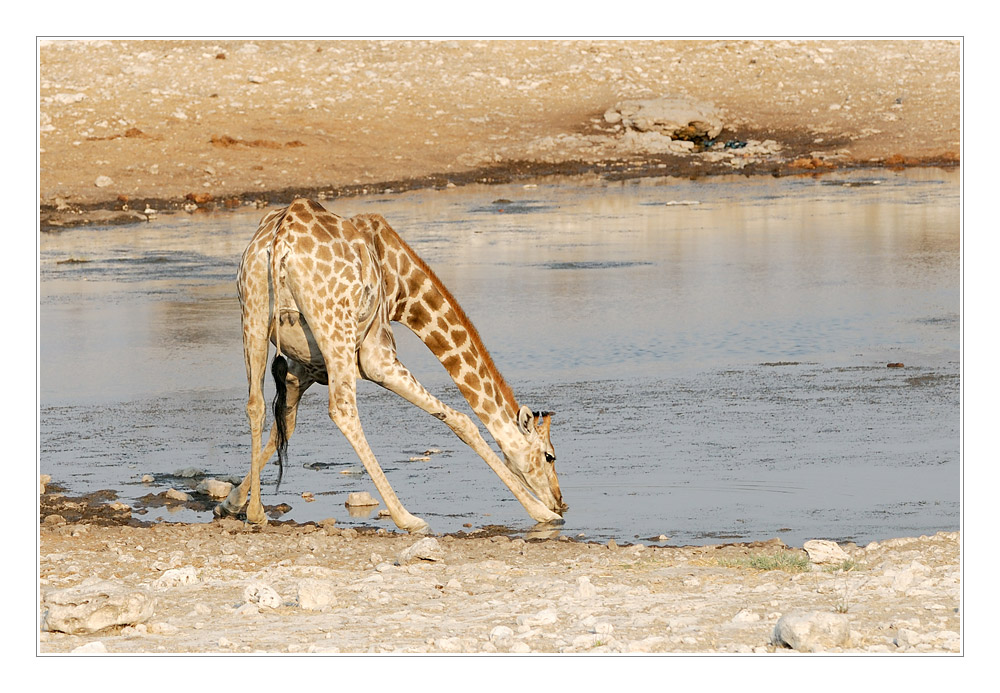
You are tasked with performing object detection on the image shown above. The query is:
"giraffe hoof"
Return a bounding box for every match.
[245,508,269,527]
[405,518,430,534]
[213,501,237,518]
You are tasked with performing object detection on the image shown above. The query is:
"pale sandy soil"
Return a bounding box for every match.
[38,491,960,654]
[39,39,959,228]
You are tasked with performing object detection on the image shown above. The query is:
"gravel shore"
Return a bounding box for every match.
[38,490,960,654]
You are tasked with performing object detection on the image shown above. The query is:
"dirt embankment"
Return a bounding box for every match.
[39,39,960,229]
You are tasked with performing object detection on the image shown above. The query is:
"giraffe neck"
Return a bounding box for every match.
[382,233,522,445]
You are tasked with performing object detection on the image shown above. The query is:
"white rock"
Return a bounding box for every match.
[489,625,514,643]
[94,175,113,188]
[772,611,851,652]
[141,474,154,483]
[895,628,923,649]
[153,566,199,590]
[297,579,338,610]
[243,582,282,609]
[510,641,532,653]
[71,641,107,653]
[42,581,156,634]
[148,621,178,635]
[195,478,233,499]
[804,539,850,564]
[40,474,51,494]
[396,537,443,564]
[516,608,558,627]
[165,488,190,502]
[54,92,86,105]
[575,576,597,598]
[173,467,205,477]
[731,608,761,624]
[234,603,259,616]
[627,636,665,653]
[609,96,724,139]
[892,569,915,592]
[435,637,466,653]
[345,491,379,507]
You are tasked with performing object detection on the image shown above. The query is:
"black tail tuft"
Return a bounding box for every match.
[271,354,289,489]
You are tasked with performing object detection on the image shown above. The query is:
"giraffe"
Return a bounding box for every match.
[214,198,566,532]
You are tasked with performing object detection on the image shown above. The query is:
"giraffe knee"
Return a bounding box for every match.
[445,411,478,440]
[246,397,265,425]
[328,383,359,424]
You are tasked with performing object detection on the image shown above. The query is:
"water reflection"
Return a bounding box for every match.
[39,169,960,545]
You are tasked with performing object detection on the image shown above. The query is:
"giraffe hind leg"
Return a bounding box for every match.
[215,359,312,523]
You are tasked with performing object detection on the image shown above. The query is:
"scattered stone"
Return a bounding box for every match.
[397,537,444,564]
[772,611,851,652]
[173,467,205,478]
[195,478,233,499]
[803,539,850,565]
[302,492,315,502]
[243,582,282,609]
[71,641,107,653]
[42,581,156,635]
[149,621,179,635]
[94,175,113,188]
[165,488,191,502]
[40,474,51,494]
[141,474,155,484]
[234,603,259,617]
[53,92,86,105]
[153,566,199,590]
[575,576,597,598]
[345,491,379,507]
[894,628,922,649]
[297,579,338,610]
[489,625,515,644]
[516,608,558,627]
[43,514,66,525]
[731,608,761,624]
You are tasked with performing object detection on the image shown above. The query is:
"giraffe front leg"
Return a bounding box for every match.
[366,352,562,525]
[329,377,429,534]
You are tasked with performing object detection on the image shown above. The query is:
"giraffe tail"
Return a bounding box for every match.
[269,209,291,488]
[271,353,288,488]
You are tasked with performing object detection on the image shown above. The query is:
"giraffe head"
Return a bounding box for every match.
[506,406,567,515]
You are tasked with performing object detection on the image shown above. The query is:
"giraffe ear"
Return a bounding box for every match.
[517,405,534,436]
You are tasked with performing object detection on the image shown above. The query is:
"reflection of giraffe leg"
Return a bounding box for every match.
[216,359,313,523]
[359,336,563,523]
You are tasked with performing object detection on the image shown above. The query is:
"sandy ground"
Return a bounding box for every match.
[39,39,959,229]
[37,39,962,655]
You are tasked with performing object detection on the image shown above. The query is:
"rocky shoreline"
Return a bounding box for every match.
[38,485,961,654]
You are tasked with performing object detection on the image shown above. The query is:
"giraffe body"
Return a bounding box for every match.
[215,199,565,531]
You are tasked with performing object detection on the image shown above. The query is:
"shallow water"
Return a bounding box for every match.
[39,169,960,546]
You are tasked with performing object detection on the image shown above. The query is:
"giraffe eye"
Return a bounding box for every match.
[545,453,556,463]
